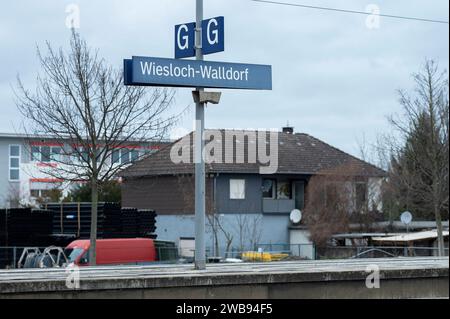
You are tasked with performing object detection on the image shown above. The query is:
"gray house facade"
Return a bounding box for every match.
[121,128,386,256]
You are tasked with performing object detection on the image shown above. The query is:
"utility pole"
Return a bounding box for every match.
[194,0,206,270]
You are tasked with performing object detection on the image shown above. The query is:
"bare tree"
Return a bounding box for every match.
[4,184,25,209]
[207,214,262,257]
[216,218,234,258]
[303,163,384,247]
[233,214,246,252]
[231,214,262,252]
[14,31,177,265]
[384,60,449,256]
[303,173,351,247]
[206,214,234,257]
[206,213,221,256]
[356,133,371,163]
[245,215,263,251]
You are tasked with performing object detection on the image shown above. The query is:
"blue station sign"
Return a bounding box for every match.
[174,22,196,59]
[175,16,225,59]
[201,16,225,56]
[124,56,272,90]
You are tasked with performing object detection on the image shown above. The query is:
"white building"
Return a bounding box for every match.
[0,133,166,208]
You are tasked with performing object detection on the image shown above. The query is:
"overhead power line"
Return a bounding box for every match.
[250,0,449,25]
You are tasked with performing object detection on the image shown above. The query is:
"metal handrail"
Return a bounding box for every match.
[351,248,397,259]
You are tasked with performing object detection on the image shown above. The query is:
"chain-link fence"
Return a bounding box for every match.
[0,246,182,269]
[211,244,315,261]
[2,244,448,269]
[214,244,448,261]
[316,246,449,259]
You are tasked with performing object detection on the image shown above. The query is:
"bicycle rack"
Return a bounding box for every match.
[17,246,69,269]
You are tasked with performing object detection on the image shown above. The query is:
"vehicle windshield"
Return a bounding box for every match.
[65,248,85,262]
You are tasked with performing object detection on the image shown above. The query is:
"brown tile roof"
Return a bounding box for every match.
[120,130,386,178]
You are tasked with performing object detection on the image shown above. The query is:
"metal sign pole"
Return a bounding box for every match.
[124,0,271,270]
[194,0,206,270]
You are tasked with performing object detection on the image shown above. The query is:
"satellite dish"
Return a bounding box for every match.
[290,209,302,224]
[400,211,413,225]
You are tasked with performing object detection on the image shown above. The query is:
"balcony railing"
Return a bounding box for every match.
[262,199,295,213]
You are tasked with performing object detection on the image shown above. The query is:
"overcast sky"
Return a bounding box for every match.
[0,0,448,158]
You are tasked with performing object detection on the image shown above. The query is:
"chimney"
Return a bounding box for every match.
[282,125,294,134]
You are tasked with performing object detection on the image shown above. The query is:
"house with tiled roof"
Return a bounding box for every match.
[120,127,386,257]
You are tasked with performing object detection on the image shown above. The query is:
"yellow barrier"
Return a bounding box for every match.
[241,252,289,262]
[270,253,290,261]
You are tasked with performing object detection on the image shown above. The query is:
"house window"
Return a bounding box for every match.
[112,148,141,165]
[79,147,89,162]
[293,181,305,210]
[41,146,51,162]
[262,179,276,199]
[31,146,40,161]
[30,189,54,200]
[355,182,367,211]
[131,150,139,162]
[41,190,53,198]
[112,150,120,164]
[277,181,292,199]
[230,179,245,199]
[51,147,62,162]
[121,149,130,164]
[30,189,40,198]
[31,145,62,163]
[9,145,21,181]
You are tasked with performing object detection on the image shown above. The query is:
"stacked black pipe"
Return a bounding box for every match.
[101,203,123,239]
[0,208,55,268]
[44,203,157,240]
[45,203,120,239]
[120,208,157,239]
[138,209,157,239]
[121,208,139,238]
[0,209,6,247]
[0,210,7,268]
[0,209,54,246]
[0,204,158,268]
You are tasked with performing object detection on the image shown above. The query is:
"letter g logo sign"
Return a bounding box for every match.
[177,25,190,50]
[202,16,224,55]
[175,22,196,59]
[207,19,219,45]
[175,17,224,58]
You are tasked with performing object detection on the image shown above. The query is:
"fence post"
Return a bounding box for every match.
[13,247,17,269]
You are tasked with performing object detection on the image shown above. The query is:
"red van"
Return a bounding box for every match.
[65,238,157,266]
